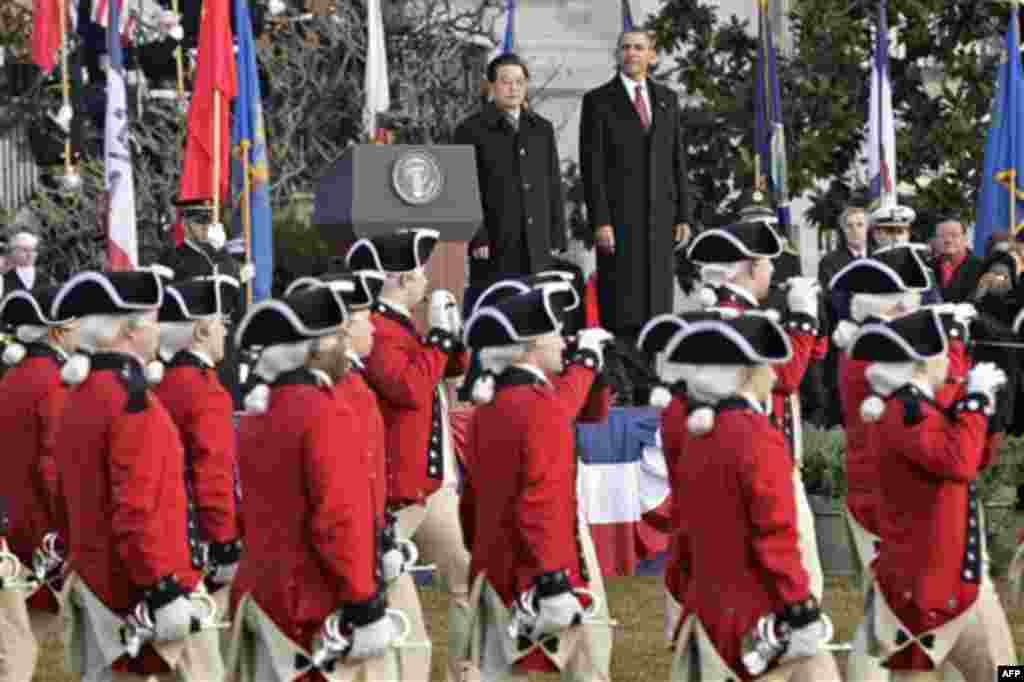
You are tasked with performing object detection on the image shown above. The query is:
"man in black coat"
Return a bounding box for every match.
[580,27,691,403]
[156,200,247,282]
[455,53,566,314]
[932,217,985,303]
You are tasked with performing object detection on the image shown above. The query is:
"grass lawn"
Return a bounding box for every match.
[31,575,1024,681]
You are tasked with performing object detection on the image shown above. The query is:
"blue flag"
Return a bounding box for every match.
[976,4,1024,252]
[231,0,273,301]
[753,0,789,228]
[622,0,634,32]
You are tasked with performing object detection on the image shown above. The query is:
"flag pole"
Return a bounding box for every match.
[172,0,185,101]
[241,139,253,306]
[60,0,72,180]
[213,91,221,221]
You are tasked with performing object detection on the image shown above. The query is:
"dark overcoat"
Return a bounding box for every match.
[580,76,690,332]
[455,104,566,284]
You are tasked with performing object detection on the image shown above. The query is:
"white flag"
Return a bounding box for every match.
[867,0,896,208]
[105,0,138,270]
[363,0,390,138]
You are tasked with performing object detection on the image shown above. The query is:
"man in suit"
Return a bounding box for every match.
[579,27,691,404]
[933,217,984,303]
[455,53,566,316]
[2,232,45,295]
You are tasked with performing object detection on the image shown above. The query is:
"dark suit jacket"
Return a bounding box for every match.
[580,76,690,332]
[3,269,42,294]
[932,252,985,303]
[455,104,565,285]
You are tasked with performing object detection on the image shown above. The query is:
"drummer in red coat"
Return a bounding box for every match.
[150,275,242,620]
[0,284,79,680]
[685,220,825,600]
[459,284,614,680]
[664,314,840,682]
[284,270,419,590]
[229,284,400,680]
[849,309,1015,681]
[50,270,222,680]
[345,228,470,682]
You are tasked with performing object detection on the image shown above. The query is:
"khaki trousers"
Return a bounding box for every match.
[0,587,37,682]
[391,485,472,682]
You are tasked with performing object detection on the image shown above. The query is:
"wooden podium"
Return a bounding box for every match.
[313,145,483,323]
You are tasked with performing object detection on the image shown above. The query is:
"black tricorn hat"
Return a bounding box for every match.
[283,270,382,311]
[686,221,784,264]
[635,309,740,356]
[345,229,440,273]
[159,275,241,322]
[666,314,793,365]
[51,270,164,320]
[235,286,349,349]
[471,271,579,317]
[849,308,947,362]
[0,284,71,327]
[463,284,571,349]
[829,245,932,294]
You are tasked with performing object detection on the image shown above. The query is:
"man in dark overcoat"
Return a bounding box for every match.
[579,27,691,403]
[455,53,566,315]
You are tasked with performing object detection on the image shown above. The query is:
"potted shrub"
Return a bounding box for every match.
[800,425,855,577]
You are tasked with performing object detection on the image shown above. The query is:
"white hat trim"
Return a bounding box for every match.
[284,276,321,297]
[672,319,794,365]
[637,314,686,355]
[0,290,73,327]
[234,297,346,349]
[345,238,385,272]
[472,280,531,317]
[51,270,163,320]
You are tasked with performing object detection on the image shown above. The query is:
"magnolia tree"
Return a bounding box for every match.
[0,0,497,283]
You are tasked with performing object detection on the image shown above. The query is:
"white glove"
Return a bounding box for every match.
[966,362,1007,410]
[779,614,833,664]
[52,104,72,132]
[785,277,820,320]
[239,263,256,283]
[167,24,184,41]
[347,614,399,662]
[380,539,416,584]
[428,290,458,334]
[575,328,614,372]
[952,303,978,325]
[268,0,287,15]
[532,591,584,639]
[152,595,198,642]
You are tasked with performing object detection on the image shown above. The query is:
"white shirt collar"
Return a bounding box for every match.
[16,266,34,287]
[186,348,215,368]
[309,368,334,387]
[378,297,412,320]
[722,282,759,308]
[346,350,365,370]
[512,363,551,386]
[909,378,935,399]
[620,72,648,98]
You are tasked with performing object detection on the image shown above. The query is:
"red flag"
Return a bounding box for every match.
[179,0,237,203]
[32,0,62,74]
[172,208,185,246]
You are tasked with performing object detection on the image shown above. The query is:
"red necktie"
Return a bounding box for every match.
[633,85,650,130]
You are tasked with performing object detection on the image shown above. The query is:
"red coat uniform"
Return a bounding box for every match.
[0,345,67,569]
[660,393,689,613]
[363,302,466,506]
[841,332,972,538]
[54,353,201,609]
[711,286,817,446]
[231,371,378,653]
[153,352,240,561]
[460,363,595,673]
[0,344,68,613]
[872,385,990,670]
[673,399,813,677]
[53,353,201,674]
[334,363,388,532]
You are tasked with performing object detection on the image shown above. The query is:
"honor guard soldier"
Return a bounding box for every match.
[458,284,615,681]
[685,219,825,600]
[157,199,252,284]
[50,270,223,681]
[0,285,79,680]
[461,270,611,421]
[345,228,470,682]
[283,270,417,591]
[849,309,1016,682]
[228,284,400,681]
[150,275,242,625]
[664,314,840,682]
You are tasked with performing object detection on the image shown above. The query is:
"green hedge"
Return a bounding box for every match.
[801,426,1023,576]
